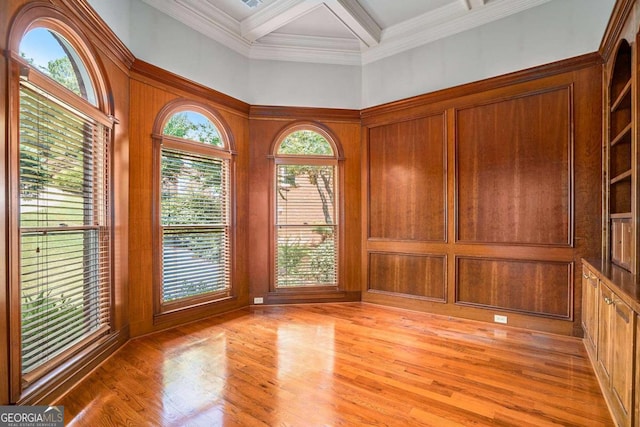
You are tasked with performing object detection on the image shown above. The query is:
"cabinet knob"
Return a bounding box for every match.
[604,297,614,305]
[582,273,589,279]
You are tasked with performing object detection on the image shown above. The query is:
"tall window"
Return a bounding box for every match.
[274,127,339,288]
[157,108,232,312]
[16,25,112,384]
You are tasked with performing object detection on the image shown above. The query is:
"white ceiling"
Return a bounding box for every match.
[140,0,554,65]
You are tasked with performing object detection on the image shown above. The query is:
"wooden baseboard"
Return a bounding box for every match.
[264,290,361,305]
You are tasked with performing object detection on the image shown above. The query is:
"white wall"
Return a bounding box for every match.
[87,0,131,47]
[126,1,253,104]
[361,0,615,107]
[249,60,361,109]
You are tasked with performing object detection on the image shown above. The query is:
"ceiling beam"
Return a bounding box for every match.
[460,0,486,10]
[326,0,381,47]
[241,0,380,47]
[241,0,323,42]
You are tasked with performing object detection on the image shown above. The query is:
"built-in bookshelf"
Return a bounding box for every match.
[607,40,634,271]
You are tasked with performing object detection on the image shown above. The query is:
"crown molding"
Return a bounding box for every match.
[140,0,251,56]
[250,38,361,65]
[362,0,553,65]
[599,0,635,61]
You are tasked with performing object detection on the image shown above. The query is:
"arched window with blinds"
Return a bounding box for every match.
[14,22,113,388]
[156,107,233,313]
[273,126,340,289]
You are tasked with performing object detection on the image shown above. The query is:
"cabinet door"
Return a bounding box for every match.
[610,297,634,426]
[597,285,614,382]
[611,218,633,270]
[581,267,598,355]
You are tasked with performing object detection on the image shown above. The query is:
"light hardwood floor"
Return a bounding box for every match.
[58,303,613,426]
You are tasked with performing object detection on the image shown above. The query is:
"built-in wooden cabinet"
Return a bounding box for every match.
[582,260,637,427]
[610,293,635,425]
[597,282,635,426]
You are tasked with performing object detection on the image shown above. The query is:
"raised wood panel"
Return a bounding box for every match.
[456,257,573,319]
[369,252,445,301]
[457,88,572,246]
[368,115,446,242]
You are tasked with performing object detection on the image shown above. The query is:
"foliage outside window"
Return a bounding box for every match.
[17,27,111,381]
[159,111,231,309]
[275,129,338,288]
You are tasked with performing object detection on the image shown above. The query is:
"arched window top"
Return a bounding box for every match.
[277,129,335,157]
[19,27,97,105]
[163,110,225,148]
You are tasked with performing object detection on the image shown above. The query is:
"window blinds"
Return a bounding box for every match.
[275,165,337,287]
[19,84,111,376]
[161,148,230,303]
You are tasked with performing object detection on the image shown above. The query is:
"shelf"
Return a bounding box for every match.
[611,212,633,219]
[611,78,632,112]
[611,122,632,147]
[611,169,633,184]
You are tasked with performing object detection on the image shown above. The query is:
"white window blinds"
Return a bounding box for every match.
[19,83,111,377]
[275,164,337,287]
[160,148,230,304]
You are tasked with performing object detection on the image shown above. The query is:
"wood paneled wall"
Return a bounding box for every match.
[0,0,612,405]
[248,108,362,304]
[128,60,251,337]
[361,56,603,336]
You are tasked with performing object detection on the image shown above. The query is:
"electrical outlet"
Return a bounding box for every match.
[494,314,507,324]
[253,297,264,304]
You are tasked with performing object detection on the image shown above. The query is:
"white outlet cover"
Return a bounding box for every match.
[494,314,508,324]
[253,297,264,304]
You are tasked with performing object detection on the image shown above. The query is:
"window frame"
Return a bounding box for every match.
[7,9,114,403]
[269,123,345,293]
[152,100,236,319]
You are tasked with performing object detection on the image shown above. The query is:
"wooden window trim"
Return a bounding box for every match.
[269,122,345,293]
[7,9,114,403]
[152,102,237,321]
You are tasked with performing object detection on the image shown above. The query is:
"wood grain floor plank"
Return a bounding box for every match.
[58,303,613,426]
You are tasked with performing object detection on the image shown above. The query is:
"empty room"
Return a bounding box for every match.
[0,0,638,425]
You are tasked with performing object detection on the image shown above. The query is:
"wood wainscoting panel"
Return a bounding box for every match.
[456,257,573,319]
[369,252,446,301]
[456,87,572,246]
[368,114,446,242]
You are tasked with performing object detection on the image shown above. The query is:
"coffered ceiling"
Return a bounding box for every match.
[140,0,554,65]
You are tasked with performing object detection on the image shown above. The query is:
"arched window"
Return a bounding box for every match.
[155,105,233,312]
[273,126,340,289]
[11,20,112,389]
